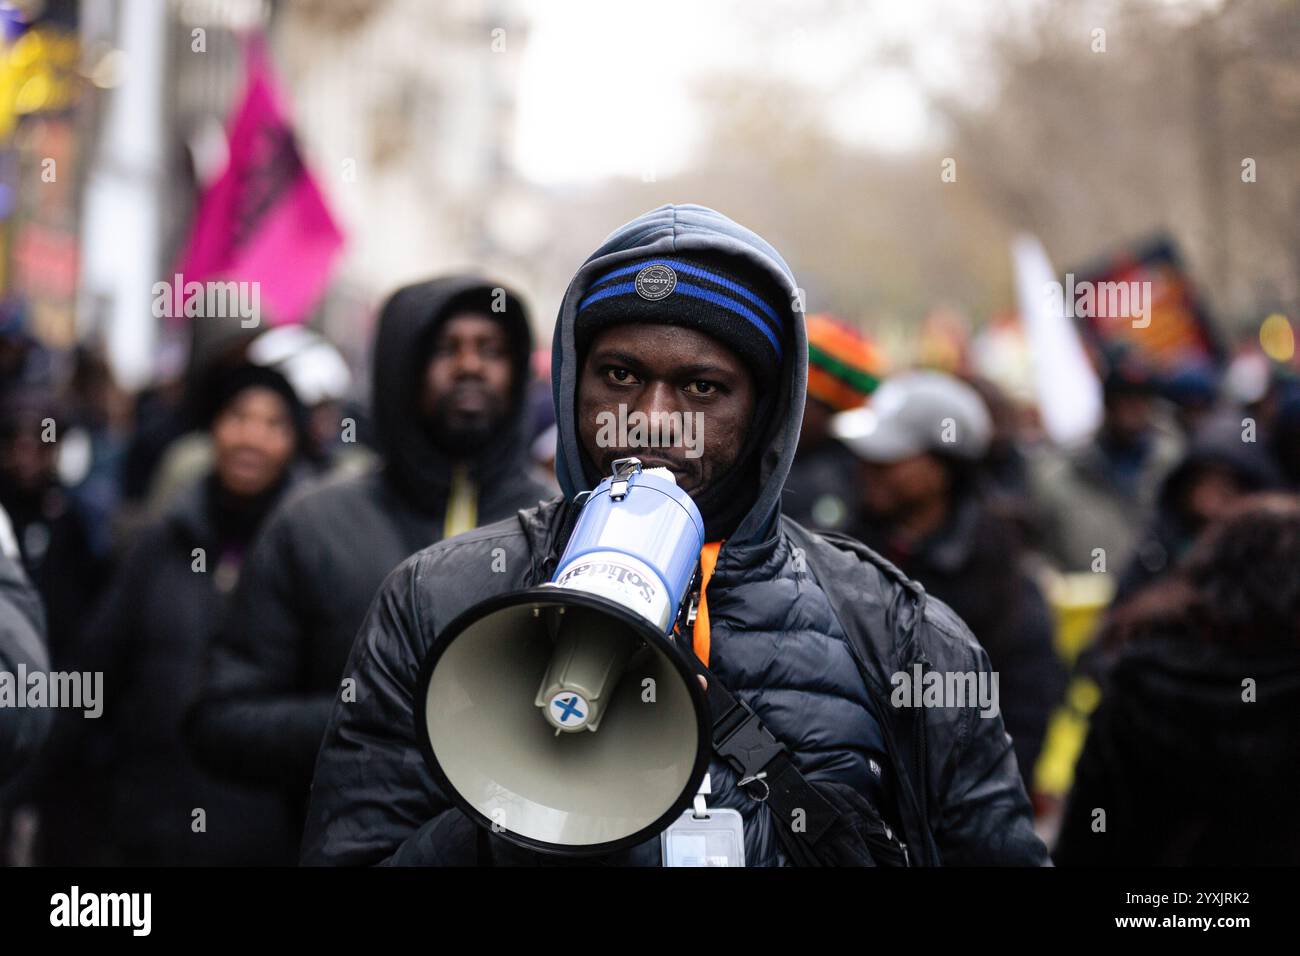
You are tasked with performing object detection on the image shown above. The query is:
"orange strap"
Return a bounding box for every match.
[692,541,724,668]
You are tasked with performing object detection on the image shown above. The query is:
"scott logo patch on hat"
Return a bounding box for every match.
[634,263,677,301]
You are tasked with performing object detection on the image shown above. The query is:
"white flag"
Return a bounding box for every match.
[1011,234,1104,447]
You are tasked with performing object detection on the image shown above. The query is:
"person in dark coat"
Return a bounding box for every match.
[51,364,306,865]
[840,371,1066,794]
[300,205,1046,867]
[186,277,553,842]
[1054,494,1300,865]
[0,386,112,865]
[1115,412,1280,605]
[0,507,50,781]
[782,314,881,532]
[0,385,108,676]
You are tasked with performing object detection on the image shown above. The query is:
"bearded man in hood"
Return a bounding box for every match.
[187,277,553,847]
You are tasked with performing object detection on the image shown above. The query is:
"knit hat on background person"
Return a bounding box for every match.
[206,362,308,445]
[573,250,790,388]
[805,314,884,412]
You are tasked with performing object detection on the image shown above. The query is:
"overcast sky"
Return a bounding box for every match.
[512,0,1017,185]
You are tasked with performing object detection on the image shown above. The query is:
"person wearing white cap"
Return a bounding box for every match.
[834,370,1065,793]
[834,370,992,465]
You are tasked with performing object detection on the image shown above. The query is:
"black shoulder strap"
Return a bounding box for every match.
[781,519,939,865]
[686,650,838,867]
[674,570,840,866]
[673,526,928,866]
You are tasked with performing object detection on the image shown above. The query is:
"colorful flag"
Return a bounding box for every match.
[1071,237,1221,373]
[173,39,343,326]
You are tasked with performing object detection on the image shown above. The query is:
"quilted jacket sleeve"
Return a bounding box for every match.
[920,602,1050,866]
[299,554,478,865]
[186,503,337,792]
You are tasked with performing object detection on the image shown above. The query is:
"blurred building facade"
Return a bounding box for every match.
[68,0,534,390]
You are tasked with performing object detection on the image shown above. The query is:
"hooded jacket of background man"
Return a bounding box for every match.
[300,205,1047,866]
[0,525,50,867]
[186,277,552,835]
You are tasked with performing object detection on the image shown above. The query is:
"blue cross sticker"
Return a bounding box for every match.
[553,696,586,724]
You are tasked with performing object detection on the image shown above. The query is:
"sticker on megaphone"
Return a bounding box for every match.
[546,691,591,730]
[553,552,670,629]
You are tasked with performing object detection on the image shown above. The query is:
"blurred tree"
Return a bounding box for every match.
[937,0,1300,332]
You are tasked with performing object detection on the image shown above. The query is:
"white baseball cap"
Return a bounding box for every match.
[831,370,993,463]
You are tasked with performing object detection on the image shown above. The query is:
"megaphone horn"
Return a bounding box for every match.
[415,457,711,856]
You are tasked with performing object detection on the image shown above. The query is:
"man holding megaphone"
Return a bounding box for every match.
[301,205,1048,867]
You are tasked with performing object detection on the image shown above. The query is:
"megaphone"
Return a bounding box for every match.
[414,457,711,856]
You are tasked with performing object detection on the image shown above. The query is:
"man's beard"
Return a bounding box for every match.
[426,394,507,455]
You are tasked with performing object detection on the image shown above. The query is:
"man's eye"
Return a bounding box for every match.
[606,367,637,385]
[685,380,718,397]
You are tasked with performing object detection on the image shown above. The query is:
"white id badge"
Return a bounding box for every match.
[660,808,746,867]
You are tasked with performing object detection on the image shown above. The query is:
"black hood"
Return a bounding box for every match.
[1156,414,1280,518]
[371,276,533,514]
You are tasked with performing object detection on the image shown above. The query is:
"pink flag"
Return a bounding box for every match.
[174,39,344,326]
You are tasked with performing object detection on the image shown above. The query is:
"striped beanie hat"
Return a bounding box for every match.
[806,313,883,411]
[575,251,789,385]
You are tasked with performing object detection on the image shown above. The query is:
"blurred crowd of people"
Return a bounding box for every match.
[1,275,1298,866]
[791,314,1300,863]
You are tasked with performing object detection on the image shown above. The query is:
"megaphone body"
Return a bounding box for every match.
[415,458,711,856]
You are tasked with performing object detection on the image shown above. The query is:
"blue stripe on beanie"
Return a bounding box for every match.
[577,254,780,374]
[578,279,782,356]
[673,282,781,355]
[586,258,783,330]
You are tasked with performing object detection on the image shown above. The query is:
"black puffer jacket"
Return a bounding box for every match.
[300,205,1046,866]
[186,277,553,826]
[851,492,1066,791]
[84,475,300,865]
